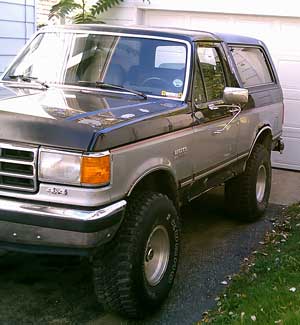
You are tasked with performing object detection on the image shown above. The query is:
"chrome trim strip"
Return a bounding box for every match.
[189,186,215,202]
[83,150,110,158]
[0,171,33,179]
[0,198,126,222]
[0,183,35,192]
[180,178,193,187]
[194,153,248,182]
[127,165,177,196]
[248,126,272,158]
[1,29,192,102]
[0,158,35,166]
[272,132,282,141]
[39,147,82,157]
[0,142,37,151]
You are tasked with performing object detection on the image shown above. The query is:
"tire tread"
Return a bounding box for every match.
[93,191,176,318]
[225,143,271,221]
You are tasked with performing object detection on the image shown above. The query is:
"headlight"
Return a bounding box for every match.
[39,149,110,186]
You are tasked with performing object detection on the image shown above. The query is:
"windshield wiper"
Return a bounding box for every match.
[96,82,147,100]
[8,75,49,89]
[94,81,147,100]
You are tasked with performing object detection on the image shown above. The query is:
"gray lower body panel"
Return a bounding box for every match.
[0,221,120,250]
[0,198,126,253]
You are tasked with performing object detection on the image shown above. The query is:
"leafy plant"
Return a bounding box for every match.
[49,0,82,20]
[90,0,123,16]
[49,0,124,24]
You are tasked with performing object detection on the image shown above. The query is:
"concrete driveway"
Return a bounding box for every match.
[0,168,299,324]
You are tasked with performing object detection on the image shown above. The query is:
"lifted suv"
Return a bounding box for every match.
[0,25,284,318]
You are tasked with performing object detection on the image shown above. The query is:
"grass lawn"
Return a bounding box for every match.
[201,204,300,325]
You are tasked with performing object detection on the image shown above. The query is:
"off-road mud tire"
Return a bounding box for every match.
[225,143,271,222]
[93,191,180,319]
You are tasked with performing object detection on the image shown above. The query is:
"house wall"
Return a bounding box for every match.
[99,0,300,25]
[0,0,36,75]
[37,0,57,26]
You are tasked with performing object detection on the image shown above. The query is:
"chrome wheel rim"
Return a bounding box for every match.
[256,164,267,203]
[144,225,170,286]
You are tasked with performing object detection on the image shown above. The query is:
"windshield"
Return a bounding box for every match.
[3,32,188,99]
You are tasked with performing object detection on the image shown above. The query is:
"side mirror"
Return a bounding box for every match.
[223,87,248,105]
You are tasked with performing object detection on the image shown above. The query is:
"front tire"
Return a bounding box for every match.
[93,191,180,319]
[225,143,271,221]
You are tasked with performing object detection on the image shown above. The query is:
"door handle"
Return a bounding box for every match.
[208,103,219,110]
[209,104,240,112]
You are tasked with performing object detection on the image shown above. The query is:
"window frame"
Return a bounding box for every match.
[1,30,192,102]
[195,42,228,104]
[192,57,207,105]
[192,42,235,123]
[228,44,277,90]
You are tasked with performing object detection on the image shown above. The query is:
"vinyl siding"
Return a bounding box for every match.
[37,0,57,25]
[0,0,36,74]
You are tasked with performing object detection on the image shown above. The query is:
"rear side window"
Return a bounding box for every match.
[230,47,273,88]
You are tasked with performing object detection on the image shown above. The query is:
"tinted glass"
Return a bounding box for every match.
[193,63,206,105]
[5,32,72,84]
[4,32,187,99]
[192,61,230,122]
[230,47,273,87]
[197,47,226,101]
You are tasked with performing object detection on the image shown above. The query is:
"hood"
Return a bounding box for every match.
[0,83,186,151]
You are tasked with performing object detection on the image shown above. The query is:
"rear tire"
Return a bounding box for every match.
[93,191,180,319]
[225,143,271,222]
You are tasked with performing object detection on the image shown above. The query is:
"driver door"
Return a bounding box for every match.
[190,42,240,199]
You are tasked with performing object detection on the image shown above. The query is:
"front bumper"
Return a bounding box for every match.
[0,198,126,254]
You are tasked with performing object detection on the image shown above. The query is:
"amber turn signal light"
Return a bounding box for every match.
[81,155,110,185]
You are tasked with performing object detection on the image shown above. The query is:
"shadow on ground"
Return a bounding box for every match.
[0,187,284,325]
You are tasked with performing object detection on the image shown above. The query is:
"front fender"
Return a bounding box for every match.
[110,149,177,203]
[127,160,177,196]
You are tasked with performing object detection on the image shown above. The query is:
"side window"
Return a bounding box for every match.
[193,62,206,105]
[193,57,229,123]
[197,46,226,101]
[230,46,273,88]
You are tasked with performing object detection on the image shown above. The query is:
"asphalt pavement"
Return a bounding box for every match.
[0,168,298,325]
[97,187,283,325]
[93,168,298,324]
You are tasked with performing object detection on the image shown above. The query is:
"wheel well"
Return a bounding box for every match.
[129,170,179,210]
[254,127,272,152]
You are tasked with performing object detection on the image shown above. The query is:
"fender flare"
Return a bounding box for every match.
[243,126,272,172]
[127,165,178,197]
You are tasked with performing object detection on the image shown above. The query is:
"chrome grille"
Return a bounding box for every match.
[0,143,38,192]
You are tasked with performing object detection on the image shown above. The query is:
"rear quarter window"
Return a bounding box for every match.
[230,46,274,88]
